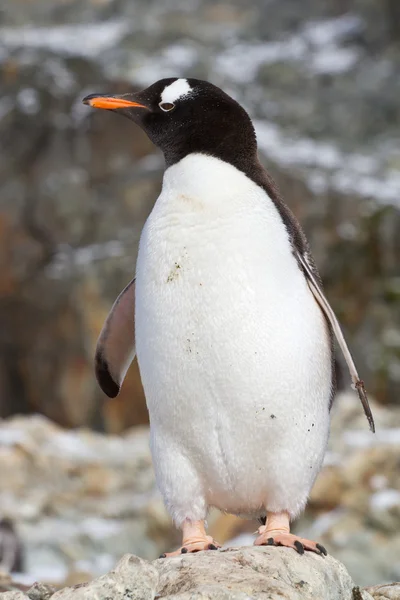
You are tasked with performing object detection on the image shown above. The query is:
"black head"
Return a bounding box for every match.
[83,78,257,168]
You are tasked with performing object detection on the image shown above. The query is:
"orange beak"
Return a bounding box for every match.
[82,94,148,110]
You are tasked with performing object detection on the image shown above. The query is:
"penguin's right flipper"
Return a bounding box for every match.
[95,278,136,398]
[297,252,375,433]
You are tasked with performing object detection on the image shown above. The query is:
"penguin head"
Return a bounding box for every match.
[83,78,256,167]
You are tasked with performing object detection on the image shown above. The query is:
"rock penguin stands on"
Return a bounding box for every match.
[83,78,375,557]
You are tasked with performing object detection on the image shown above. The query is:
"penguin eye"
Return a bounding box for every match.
[159,102,175,112]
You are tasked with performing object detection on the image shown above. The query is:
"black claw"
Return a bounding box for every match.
[294,540,305,555]
[316,543,327,556]
[267,537,275,546]
[208,543,218,550]
[159,553,166,559]
[181,547,188,554]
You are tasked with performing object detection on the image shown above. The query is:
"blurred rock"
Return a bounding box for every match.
[26,582,56,600]
[0,0,399,430]
[0,519,24,573]
[0,415,176,584]
[0,40,154,430]
[296,391,400,587]
[364,583,400,600]
[0,571,30,595]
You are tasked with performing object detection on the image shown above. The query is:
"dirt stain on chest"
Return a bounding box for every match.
[167,262,182,283]
[178,193,204,211]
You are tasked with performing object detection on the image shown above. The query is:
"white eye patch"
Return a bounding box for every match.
[160,79,192,104]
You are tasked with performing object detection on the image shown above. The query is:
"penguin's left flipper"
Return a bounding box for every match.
[95,278,136,398]
[297,252,375,433]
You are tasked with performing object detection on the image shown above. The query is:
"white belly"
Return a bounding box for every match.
[135,154,332,524]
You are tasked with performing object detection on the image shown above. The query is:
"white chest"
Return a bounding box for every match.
[135,152,330,409]
[134,154,332,517]
[136,153,303,303]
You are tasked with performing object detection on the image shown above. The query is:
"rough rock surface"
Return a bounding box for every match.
[364,584,400,600]
[51,554,158,600]
[0,415,176,583]
[1,549,394,600]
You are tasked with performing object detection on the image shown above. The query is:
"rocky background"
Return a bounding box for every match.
[0,0,400,594]
[0,393,400,592]
[0,0,399,428]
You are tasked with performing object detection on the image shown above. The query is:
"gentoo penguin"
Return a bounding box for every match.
[83,78,374,557]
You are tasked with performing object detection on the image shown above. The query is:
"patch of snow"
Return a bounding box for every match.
[0,21,129,58]
[75,553,114,576]
[255,120,342,169]
[9,572,38,586]
[255,119,400,207]
[370,489,400,511]
[16,88,40,114]
[343,428,400,448]
[128,43,198,87]
[163,44,198,71]
[332,170,400,205]
[307,172,329,195]
[301,508,344,537]
[74,241,125,267]
[46,241,125,279]
[215,15,363,82]
[311,47,359,75]
[369,474,388,491]
[302,15,363,47]
[346,154,377,175]
[224,532,254,548]
[26,565,68,584]
[0,428,26,446]
[214,37,307,84]
[44,57,77,93]
[81,518,123,540]
[45,431,99,461]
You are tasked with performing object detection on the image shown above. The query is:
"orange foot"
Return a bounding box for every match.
[255,529,327,556]
[254,512,327,557]
[159,520,221,558]
[160,536,220,558]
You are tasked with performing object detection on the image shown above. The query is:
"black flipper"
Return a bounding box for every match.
[95,278,136,397]
[297,252,375,433]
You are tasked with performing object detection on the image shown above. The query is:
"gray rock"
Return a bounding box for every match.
[155,547,375,600]
[34,548,377,600]
[4,547,399,599]
[364,583,400,599]
[0,415,174,583]
[51,554,158,600]
[0,593,30,600]
[27,582,56,600]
